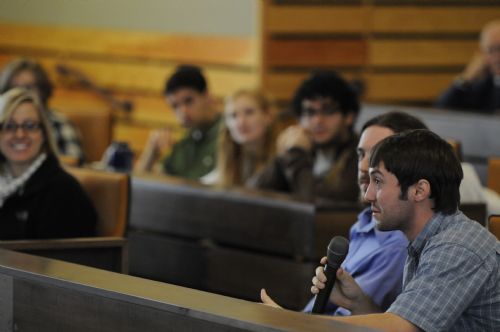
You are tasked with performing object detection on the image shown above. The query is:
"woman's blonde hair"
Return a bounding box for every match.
[0,88,58,164]
[216,89,277,187]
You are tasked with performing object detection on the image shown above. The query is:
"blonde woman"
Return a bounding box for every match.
[0,88,96,239]
[204,89,277,187]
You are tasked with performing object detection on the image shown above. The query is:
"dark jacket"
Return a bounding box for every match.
[0,155,97,239]
[435,73,500,114]
[253,132,359,203]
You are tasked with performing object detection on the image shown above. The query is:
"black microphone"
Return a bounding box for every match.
[311,236,349,314]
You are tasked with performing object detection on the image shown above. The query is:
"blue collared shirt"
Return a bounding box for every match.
[388,211,500,331]
[303,207,408,315]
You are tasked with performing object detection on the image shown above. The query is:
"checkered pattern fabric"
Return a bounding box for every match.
[47,110,85,164]
[388,211,500,331]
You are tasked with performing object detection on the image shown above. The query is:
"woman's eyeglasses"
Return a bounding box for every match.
[0,121,42,134]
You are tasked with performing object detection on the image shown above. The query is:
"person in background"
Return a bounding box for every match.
[0,58,85,163]
[135,65,221,180]
[0,88,96,239]
[254,70,359,202]
[262,111,427,315]
[436,20,500,113]
[202,89,277,187]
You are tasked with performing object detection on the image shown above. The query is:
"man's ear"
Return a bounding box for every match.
[344,112,355,127]
[412,179,431,202]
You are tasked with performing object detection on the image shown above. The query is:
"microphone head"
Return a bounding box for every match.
[326,236,349,266]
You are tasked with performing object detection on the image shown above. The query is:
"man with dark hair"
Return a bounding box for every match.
[254,70,360,201]
[436,20,500,113]
[262,111,428,316]
[136,65,221,179]
[308,130,500,331]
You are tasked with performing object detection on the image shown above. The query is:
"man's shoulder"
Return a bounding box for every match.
[429,212,497,259]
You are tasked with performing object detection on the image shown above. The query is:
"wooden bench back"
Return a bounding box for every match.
[67,167,130,237]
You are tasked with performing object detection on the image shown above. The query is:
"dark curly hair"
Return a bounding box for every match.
[369,129,463,215]
[291,70,360,118]
[164,65,207,95]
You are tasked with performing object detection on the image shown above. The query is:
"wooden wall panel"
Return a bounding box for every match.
[370,40,478,67]
[267,39,367,67]
[260,1,500,105]
[264,71,451,104]
[372,7,500,33]
[266,5,369,33]
[0,23,256,67]
[0,54,256,98]
[365,73,455,102]
[266,68,492,117]
[49,89,110,113]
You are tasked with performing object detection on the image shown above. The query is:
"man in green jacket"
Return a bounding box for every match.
[136,65,221,179]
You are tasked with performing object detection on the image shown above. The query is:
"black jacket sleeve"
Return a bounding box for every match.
[32,171,98,239]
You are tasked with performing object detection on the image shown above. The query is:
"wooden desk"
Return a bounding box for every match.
[128,175,360,310]
[0,237,128,274]
[0,249,377,332]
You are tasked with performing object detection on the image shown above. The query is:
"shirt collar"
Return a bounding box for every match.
[407,212,447,258]
[355,207,373,231]
[189,115,221,142]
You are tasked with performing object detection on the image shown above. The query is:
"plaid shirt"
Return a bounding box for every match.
[388,211,500,331]
[47,110,85,164]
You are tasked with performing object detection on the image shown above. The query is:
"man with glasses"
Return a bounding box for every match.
[436,20,500,113]
[136,65,221,179]
[255,70,359,202]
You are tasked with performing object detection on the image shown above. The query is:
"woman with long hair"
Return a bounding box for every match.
[0,88,96,239]
[204,89,277,187]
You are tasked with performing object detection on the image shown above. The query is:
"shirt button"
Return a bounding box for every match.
[203,156,213,166]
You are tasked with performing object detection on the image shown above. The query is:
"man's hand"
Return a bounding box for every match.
[260,289,283,309]
[135,128,174,172]
[149,128,175,155]
[311,257,380,315]
[461,51,488,82]
[276,125,312,156]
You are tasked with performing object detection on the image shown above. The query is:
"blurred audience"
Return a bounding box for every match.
[202,89,277,187]
[257,113,420,315]
[135,65,221,179]
[436,20,500,113]
[0,88,96,239]
[0,58,85,162]
[254,70,359,202]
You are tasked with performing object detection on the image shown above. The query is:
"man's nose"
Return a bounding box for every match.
[309,113,323,125]
[364,182,375,202]
[359,155,369,172]
[177,103,189,113]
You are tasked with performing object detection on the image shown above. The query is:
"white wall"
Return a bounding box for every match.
[0,0,257,37]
